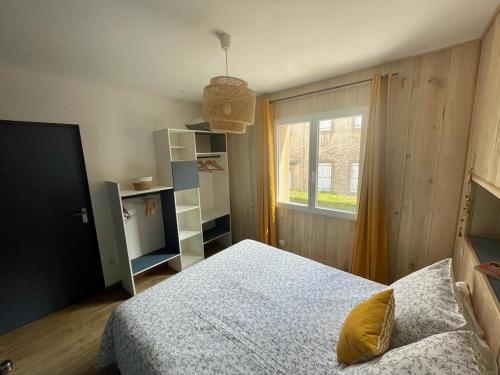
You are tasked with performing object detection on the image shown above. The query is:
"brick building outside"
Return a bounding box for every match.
[278,115,362,211]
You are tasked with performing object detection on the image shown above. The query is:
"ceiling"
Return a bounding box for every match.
[0,0,497,102]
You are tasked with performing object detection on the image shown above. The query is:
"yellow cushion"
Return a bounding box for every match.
[336,288,395,365]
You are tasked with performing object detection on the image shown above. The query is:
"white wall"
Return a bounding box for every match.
[0,63,202,285]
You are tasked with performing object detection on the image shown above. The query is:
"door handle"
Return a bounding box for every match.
[72,208,88,223]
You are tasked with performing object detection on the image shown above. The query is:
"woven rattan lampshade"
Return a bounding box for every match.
[202,33,256,134]
[203,75,256,134]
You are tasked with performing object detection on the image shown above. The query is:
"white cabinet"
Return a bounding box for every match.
[106,183,180,296]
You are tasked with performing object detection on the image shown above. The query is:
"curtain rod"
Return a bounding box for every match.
[269,73,399,104]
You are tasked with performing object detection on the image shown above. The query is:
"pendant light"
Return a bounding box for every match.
[203,32,256,134]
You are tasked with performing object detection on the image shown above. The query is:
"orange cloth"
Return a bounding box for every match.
[257,98,277,246]
[351,74,390,284]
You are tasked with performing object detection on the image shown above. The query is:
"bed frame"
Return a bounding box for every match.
[453,235,500,367]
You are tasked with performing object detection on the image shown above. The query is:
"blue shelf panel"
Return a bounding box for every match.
[171,160,199,191]
[131,248,179,275]
[469,236,500,301]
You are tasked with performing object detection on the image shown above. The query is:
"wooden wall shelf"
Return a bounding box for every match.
[454,235,500,364]
[469,236,500,301]
[472,174,500,200]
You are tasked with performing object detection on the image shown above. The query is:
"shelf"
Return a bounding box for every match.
[182,254,204,268]
[179,230,201,241]
[131,248,179,275]
[120,185,172,199]
[469,236,500,301]
[171,159,197,164]
[170,146,187,149]
[472,174,500,200]
[196,152,226,158]
[201,209,229,224]
[176,205,199,214]
[203,228,230,244]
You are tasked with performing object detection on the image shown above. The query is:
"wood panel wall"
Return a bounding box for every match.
[227,109,258,242]
[468,12,500,189]
[393,42,480,279]
[228,40,480,281]
[453,8,500,266]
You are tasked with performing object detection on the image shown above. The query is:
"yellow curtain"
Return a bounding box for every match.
[257,98,277,246]
[351,74,390,284]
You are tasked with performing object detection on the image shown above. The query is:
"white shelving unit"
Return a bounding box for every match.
[106,183,180,296]
[201,209,228,224]
[195,131,231,249]
[176,204,199,214]
[154,129,232,270]
[196,151,227,158]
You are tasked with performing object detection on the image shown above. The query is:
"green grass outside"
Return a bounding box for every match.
[289,189,357,212]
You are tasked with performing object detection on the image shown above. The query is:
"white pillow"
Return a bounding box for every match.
[389,258,466,347]
[454,281,485,338]
[454,281,497,374]
[340,331,495,375]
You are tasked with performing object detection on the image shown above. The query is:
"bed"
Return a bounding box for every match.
[98,239,499,374]
[97,240,384,374]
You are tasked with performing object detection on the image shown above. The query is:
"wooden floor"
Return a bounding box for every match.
[0,265,176,375]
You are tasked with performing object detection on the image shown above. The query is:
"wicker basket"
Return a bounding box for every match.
[132,177,153,191]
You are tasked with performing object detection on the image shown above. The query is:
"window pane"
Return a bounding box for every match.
[316,115,362,212]
[319,119,332,131]
[353,115,362,129]
[317,163,332,191]
[350,162,359,193]
[277,121,310,205]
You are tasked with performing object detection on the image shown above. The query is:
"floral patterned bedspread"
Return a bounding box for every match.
[96,240,383,375]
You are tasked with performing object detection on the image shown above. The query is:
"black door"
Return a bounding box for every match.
[0,120,104,334]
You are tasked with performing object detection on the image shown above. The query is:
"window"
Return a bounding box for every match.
[349,162,359,194]
[319,119,332,146]
[317,163,332,191]
[353,115,362,129]
[276,110,365,217]
[319,119,332,131]
[277,121,310,206]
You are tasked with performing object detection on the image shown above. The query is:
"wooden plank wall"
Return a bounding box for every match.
[468,13,500,189]
[454,11,500,256]
[228,40,480,281]
[393,42,480,279]
[227,107,258,242]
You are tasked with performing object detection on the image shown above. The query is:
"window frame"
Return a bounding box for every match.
[275,115,312,212]
[275,107,367,221]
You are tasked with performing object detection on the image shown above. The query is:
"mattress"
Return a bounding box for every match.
[97,240,383,374]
